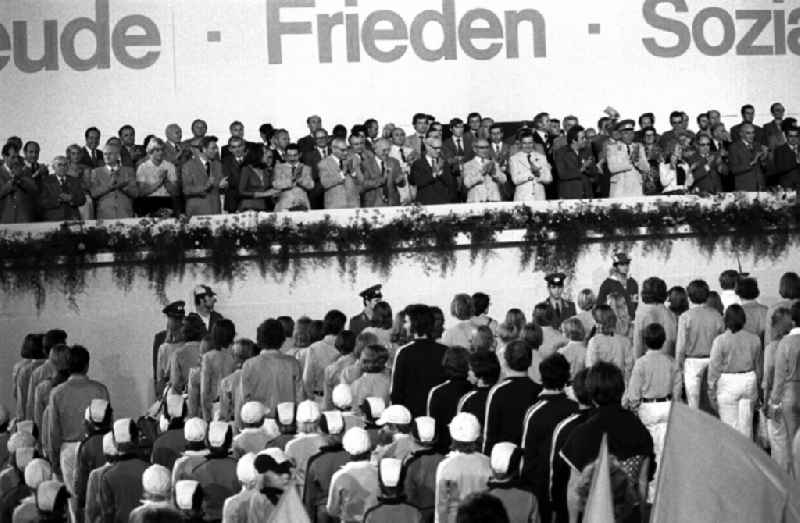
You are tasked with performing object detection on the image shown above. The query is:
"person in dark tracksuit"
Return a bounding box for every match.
[426,347,473,455]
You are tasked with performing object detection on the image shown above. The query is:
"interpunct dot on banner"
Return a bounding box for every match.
[588,23,601,34]
[207,31,221,42]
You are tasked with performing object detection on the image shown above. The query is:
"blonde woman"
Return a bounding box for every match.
[586,305,634,383]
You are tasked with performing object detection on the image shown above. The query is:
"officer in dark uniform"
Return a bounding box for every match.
[536,272,576,329]
[349,284,383,335]
[597,252,639,318]
[152,301,185,396]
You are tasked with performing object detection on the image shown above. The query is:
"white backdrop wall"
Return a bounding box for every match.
[2,0,799,159]
[0,239,794,418]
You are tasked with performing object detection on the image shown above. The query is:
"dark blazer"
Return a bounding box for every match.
[409,156,455,205]
[77,147,105,169]
[689,153,725,194]
[120,145,146,168]
[181,157,223,216]
[773,143,800,189]
[536,298,577,330]
[441,134,475,166]
[553,146,595,199]
[237,165,271,211]
[533,130,553,157]
[38,174,86,221]
[390,338,447,418]
[0,168,38,223]
[357,151,388,208]
[221,155,247,213]
[301,147,329,210]
[427,378,473,454]
[382,156,405,206]
[297,135,316,155]
[221,141,261,164]
[728,140,766,191]
[730,123,765,146]
[483,376,542,454]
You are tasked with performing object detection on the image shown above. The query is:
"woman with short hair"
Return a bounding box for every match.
[135,137,178,217]
[585,306,634,383]
[442,294,476,348]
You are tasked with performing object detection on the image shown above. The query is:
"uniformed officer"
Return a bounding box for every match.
[364,458,424,523]
[98,419,149,523]
[597,251,640,319]
[487,442,539,523]
[349,285,383,335]
[221,453,259,523]
[171,418,209,486]
[232,402,270,458]
[191,422,238,522]
[285,401,327,498]
[327,427,380,521]
[128,465,182,523]
[537,273,577,330]
[401,416,443,523]
[604,119,650,198]
[12,458,51,523]
[304,411,350,522]
[151,393,187,470]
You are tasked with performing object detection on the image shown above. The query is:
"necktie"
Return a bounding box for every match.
[495,144,501,155]
[205,161,211,178]
[527,153,533,166]
[456,138,463,156]
[291,164,297,178]
[554,300,561,317]
[400,148,406,163]
[58,176,65,189]
[91,149,96,164]
[420,140,427,156]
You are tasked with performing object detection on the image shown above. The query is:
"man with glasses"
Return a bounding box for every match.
[731,104,765,146]
[409,137,455,205]
[728,123,768,191]
[319,137,363,209]
[689,136,725,194]
[509,129,552,201]
[302,128,330,209]
[38,156,86,221]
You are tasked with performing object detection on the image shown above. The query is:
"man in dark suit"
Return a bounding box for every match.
[441,118,474,168]
[689,135,725,194]
[762,102,786,150]
[193,285,224,334]
[773,125,800,189]
[730,104,765,146]
[409,138,455,205]
[532,113,554,158]
[118,125,146,168]
[297,115,322,155]
[536,273,576,329]
[554,126,596,199]
[152,301,185,396]
[78,127,105,169]
[181,119,208,155]
[38,156,85,221]
[22,141,49,181]
[0,156,38,223]
[220,121,260,163]
[302,129,330,210]
[728,124,768,191]
[221,137,249,213]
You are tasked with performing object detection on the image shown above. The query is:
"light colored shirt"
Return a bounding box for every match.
[351,372,392,408]
[168,341,201,393]
[586,333,634,382]
[327,461,380,522]
[558,341,586,380]
[441,321,475,349]
[708,330,763,396]
[770,330,800,405]
[626,351,681,407]
[675,304,724,365]
[539,327,568,359]
[48,374,109,456]
[632,303,677,358]
[434,451,492,523]
[200,349,235,422]
[720,289,739,310]
[136,158,177,197]
[285,433,327,497]
[303,335,339,396]
[240,350,304,414]
[323,354,356,410]
[740,300,768,342]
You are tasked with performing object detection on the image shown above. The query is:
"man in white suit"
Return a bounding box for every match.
[509,130,552,201]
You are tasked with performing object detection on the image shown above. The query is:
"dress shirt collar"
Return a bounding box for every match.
[689,302,703,309]
[259,349,281,356]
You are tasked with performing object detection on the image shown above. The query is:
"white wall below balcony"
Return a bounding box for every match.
[0,236,795,419]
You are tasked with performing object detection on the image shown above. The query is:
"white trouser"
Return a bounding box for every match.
[717,371,757,438]
[767,417,790,472]
[60,441,80,523]
[638,401,671,501]
[683,358,710,409]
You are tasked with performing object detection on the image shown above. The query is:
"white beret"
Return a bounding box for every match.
[364,397,386,418]
[296,400,321,423]
[414,416,436,443]
[379,458,402,488]
[174,480,200,510]
[142,464,171,497]
[240,402,266,424]
[490,442,518,475]
[112,419,135,445]
[36,480,67,513]
[184,418,207,443]
[102,432,118,456]
[84,399,109,424]
[332,384,353,409]
[321,411,344,435]
[7,431,35,453]
[376,404,411,426]
[448,412,481,443]
[262,419,280,441]
[342,427,371,456]
[165,393,185,419]
[208,421,230,448]
[258,447,290,466]
[276,402,295,425]
[24,458,52,489]
[236,453,257,484]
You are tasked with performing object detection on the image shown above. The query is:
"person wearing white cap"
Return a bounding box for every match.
[350,345,392,409]
[221,453,258,523]
[35,480,70,523]
[218,338,257,429]
[363,458,424,523]
[403,416,445,522]
[12,458,52,523]
[248,448,294,521]
[322,331,358,410]
[331,384,363,432]
[98,419,149,523]
[373,404,419,463]
[190,422,238,521]
[151,393,188,469]
[487,442,538,523]
[285,401,326,498]
[1,447,36,521]
[303,411,350,521]
[231,402,270,458]
[171,418,209,486]
[434,412,492,523]
[0,431,35,494]
[73,398,112,523]
[359,397,386,450]
[84,432,117,523]
[175,479,204,523]
[326,427,379,522]
[128,464,182,523]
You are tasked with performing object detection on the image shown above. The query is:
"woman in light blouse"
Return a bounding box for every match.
[136,137,178,217]
[238,147,275,211]
[659,142,693,194]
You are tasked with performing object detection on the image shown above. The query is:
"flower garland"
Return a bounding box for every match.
[1,192,798,310]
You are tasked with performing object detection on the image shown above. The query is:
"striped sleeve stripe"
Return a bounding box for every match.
[426,380,450,417]
[548,413,581,499]
[481,379,511,454]
[389,341,414,395]
[457,390,477,413]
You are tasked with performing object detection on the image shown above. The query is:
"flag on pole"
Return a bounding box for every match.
[651,403,800,523]
[584,433,615,523]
